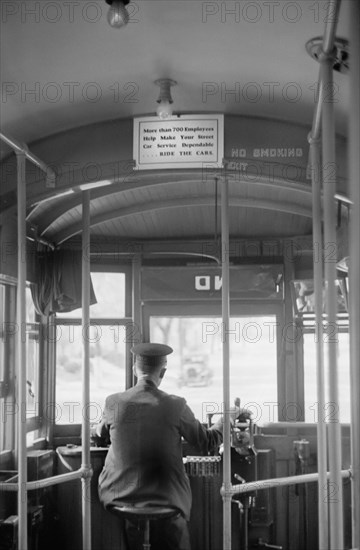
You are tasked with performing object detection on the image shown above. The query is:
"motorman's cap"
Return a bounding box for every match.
[131,343,173,367]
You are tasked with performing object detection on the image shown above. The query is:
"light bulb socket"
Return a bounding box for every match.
[155,79,177,105]
[105,0,129,5]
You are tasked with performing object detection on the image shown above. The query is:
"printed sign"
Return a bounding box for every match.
[133,114,224,170]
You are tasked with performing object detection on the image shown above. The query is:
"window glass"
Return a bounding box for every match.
[0,283,13,450]
[55,324,126,424]
[26,286,36,323]
[26,328,39,418]
[56,272,126,318]
[55,271,128,424]
[1,284,41,445]
[150,315,278,423]
[27,430,40,447]
[304,332,350,422]
[90,272,126,318]
[25,286,40,419]
[0,284,5,384]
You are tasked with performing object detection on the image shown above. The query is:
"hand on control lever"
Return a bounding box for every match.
[230,397,252,426]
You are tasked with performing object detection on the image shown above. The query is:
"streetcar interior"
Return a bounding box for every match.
[0,1,359,549]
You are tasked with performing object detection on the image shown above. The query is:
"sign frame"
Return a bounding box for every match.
[133,114,224,170]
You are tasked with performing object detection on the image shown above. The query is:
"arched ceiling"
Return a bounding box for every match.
[0,0,352,248]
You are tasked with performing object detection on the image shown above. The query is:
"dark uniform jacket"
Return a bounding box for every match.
[97,379,223,520]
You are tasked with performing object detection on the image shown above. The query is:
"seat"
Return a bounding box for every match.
[109,503,180,550]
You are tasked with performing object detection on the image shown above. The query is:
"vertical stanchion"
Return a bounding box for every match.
[321,57,344,550]
[130,256,141,388]
[221,176,231,550]
[16,151,28,550]
[46,315,57,444]
[81,190,92,550]
[348,1,360,547]
[308,135,328,549]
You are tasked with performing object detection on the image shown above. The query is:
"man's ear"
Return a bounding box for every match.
[159,367,167,379]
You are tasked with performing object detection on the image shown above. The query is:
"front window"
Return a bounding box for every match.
[150,315,278,423]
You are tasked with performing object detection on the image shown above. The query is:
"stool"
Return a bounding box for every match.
[109,503,180,550]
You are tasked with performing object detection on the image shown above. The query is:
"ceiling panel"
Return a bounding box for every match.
[1,0,352,246]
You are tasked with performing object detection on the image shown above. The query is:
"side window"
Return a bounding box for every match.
[25,285,42,446]
[25,286,40,420]
[55,272,128,424]
[303,331,350,423]
[0,282,16,451]
[0,284,6,397]
[0,282,41,449]
[0,283,9,451]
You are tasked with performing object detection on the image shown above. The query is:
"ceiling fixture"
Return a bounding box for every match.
[155,79,177,119]
[105,0,130,28]
[305,37,349,74]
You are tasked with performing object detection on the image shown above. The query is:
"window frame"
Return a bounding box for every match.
[24,284,43,443]
[53,266,132,429]
[300,317,350,424]
[0,278,44,450]
[143,300,285,421]
[0,279,16,452]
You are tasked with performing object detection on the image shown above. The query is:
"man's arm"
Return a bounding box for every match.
[94,399,111,445]
[179,397,250,455]
[179,400,223,455]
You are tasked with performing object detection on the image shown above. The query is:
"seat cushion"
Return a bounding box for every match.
[109,503,180,521]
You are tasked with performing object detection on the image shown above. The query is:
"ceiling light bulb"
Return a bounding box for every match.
[107,1,129,28]
[156,100,173,119]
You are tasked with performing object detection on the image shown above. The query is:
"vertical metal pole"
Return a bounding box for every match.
[81,190,92,550]
[309,0,341,140]
[221,176,231,550]
[46,315,57,444]
[322,0,341,55]
[130,257,141,388]
[348,1,360,547]
[321,57,344,550]
[309,135,329,549]
[16,151,28,550]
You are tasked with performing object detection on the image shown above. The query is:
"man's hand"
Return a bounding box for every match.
[229,397,252,425]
